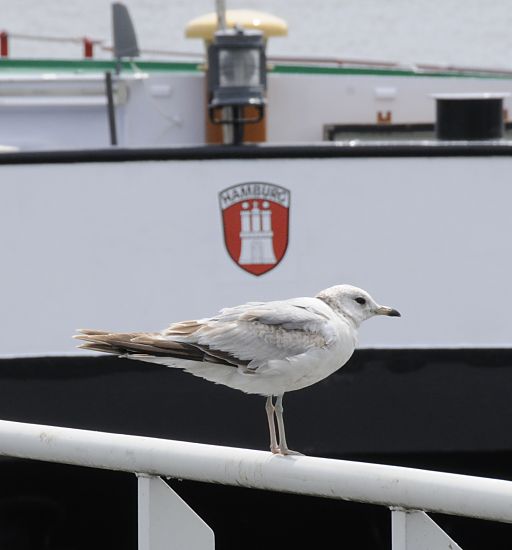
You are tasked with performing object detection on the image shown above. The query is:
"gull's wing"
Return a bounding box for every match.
[163,297,338,367]
[75,298,340,371]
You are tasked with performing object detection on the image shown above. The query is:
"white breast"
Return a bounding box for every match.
[225,316,357,396]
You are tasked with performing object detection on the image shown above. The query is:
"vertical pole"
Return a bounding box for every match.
[232,106,244,145]
[221,107,232,144]
[83,38,94,59]
[0,32,9,58]
[105,71,118,146]
[216,0,227,30]
[233,122,244,145]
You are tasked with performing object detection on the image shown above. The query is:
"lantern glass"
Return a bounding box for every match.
[218,48,260,88]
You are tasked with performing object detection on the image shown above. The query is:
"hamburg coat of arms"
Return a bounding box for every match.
[219,182,290,276]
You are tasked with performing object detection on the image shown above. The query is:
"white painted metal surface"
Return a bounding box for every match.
[2,156,512,354]
[1,419,512,525]
[267,72,512,141]
[392,510,462,550]
[1,65,512,149]
[0,72,205,149]
[138,475,214,550]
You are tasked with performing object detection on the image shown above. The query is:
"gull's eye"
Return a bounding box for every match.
[355,297,366,305]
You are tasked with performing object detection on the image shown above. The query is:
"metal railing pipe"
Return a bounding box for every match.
[0,419,511,524]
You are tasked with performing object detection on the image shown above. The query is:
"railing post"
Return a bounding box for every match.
[83,37,94,58]
[0,32,8,58]
[137,474,215,550]
[391,508,462,550]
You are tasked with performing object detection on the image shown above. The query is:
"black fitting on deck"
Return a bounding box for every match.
[434,93,508,140]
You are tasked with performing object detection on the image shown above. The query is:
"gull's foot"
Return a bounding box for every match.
[277,448,305,456]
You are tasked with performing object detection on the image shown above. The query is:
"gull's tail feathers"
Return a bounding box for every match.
[73,329,203,360]
[73,327,247,370]
[73,328,247,390]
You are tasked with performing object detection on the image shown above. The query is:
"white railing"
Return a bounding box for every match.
[0,419,510,549]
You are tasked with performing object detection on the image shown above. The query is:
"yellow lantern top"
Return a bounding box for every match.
[185,9,288,41]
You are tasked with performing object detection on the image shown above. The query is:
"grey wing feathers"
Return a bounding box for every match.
[74,328,249,367]
[235,302,330,330]
[165,299,333,362]
[74,330,203,358]
[74,298,333,369]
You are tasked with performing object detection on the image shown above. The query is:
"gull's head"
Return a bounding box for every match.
[316,284,401,326]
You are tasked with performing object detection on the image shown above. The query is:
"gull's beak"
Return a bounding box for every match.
[375,305,401,317]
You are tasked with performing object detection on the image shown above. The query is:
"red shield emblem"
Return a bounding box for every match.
[219,182,290,276]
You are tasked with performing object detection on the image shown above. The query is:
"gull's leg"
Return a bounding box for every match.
[265,396,279,454]
[275,394,304,456]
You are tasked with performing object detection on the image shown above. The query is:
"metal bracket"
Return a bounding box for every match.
[138,474,215,550]
[209,104,265,125]
[391,509,462,550]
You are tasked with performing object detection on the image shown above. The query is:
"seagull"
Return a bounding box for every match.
[74,284,400,455]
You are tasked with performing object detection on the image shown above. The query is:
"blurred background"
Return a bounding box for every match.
[2,0,511,68]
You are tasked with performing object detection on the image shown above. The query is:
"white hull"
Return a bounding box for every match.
[1,150,511,355]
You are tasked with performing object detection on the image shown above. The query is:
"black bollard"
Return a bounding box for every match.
[434,93,508,140]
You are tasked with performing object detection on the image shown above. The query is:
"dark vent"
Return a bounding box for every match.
[434,93,509,140]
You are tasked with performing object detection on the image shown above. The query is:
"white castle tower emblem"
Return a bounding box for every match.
[238,200,277,265]
[219,182,290,276]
